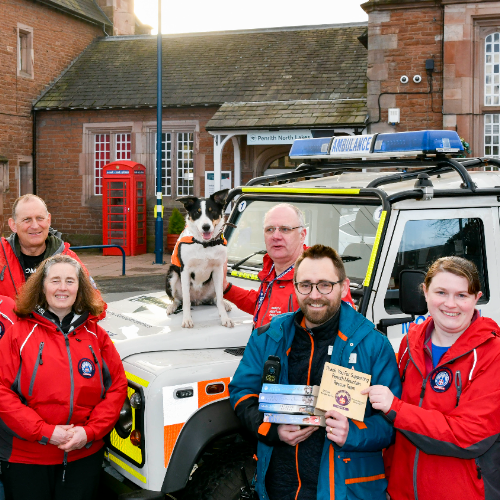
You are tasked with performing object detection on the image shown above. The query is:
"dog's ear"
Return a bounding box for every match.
[211,189,229,207]
[176,196,197,211]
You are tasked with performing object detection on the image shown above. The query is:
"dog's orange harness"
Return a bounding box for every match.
[171,229,227,271]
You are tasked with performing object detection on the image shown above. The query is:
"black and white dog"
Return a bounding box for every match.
[165,189,233,328]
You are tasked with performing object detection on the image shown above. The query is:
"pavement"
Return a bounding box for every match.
[78,252,171,279]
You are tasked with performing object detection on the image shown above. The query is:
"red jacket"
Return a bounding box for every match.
[0,311,127,464]
[0,235,89,300]
[385,314,500,500]
[0,295,17,338]
[224,248,354,328]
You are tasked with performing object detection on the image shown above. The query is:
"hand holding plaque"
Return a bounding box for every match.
[316,363,371,421]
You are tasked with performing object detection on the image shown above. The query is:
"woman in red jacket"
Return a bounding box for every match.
[0,254,127,500]
[363,256,500,500]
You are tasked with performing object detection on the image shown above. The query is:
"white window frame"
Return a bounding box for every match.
[17,23,34,79]
[484,114,500,159]
[485,32,500,106]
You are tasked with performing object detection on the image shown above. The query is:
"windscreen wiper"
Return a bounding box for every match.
[340,255,362,262]
[230,250,267,271]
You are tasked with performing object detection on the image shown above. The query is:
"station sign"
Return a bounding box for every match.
[247,130,312,145]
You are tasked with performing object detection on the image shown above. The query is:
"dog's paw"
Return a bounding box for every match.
[221,317,234,328]
[182,318,194,328]
[223,300,232,312]
[166,303,177,315]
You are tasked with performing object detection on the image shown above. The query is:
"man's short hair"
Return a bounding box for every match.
[12,194,49,220]
[294,244,346,281]
[264,203,305,228]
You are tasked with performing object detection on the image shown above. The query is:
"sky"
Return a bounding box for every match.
[134,0,368,35]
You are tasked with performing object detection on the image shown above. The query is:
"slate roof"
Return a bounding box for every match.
[205,99,367,130]
[35,23,368,113]
[36,0,111,26]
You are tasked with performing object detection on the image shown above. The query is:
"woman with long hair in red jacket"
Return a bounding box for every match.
[0,254,127,500]
[363,256,500,500]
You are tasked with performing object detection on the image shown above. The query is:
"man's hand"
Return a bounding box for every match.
[278,424,318,446]
[361,385,394,414]
[58,426,88,452]
[49,424,74,446]
[325,410,349,447]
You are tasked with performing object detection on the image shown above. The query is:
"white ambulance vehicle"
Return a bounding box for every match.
[102,130,500,499]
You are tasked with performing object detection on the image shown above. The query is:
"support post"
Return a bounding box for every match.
[154,0,163,264]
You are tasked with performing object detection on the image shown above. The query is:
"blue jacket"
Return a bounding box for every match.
[229,302,402,500]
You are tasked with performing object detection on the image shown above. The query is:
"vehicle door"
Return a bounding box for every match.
[369,207,498,352]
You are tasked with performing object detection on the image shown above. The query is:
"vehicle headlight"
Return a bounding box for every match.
[130,391,142,409]
[115,396,133,439]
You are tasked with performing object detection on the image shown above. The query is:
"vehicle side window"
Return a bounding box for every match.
[384,218,489,314]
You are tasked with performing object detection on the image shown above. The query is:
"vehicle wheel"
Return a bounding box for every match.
[177,441,256,500]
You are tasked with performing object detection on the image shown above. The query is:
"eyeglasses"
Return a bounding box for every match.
[264,226,303,235]
[294,280,343,295]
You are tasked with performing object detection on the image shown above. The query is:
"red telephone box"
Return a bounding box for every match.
[102,161,147,256]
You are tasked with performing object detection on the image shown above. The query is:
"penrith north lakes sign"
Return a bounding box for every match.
[247,130,312,145]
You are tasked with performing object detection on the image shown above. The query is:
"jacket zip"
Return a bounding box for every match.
[28,342,44,397]
[62,332,75,424]
[89,345,105,398]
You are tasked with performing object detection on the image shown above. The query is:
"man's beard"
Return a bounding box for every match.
[299,294,341,327]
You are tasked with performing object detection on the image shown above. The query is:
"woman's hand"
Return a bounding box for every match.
[58,426,87,452]
[362,385,395,414]
[325,410,349,446]
[278,424,318,446]
[49,424,74,446]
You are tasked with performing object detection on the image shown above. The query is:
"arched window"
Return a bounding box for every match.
[485,33,500,106]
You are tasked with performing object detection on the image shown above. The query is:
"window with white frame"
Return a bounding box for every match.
[93,133,132,195]
[485,114,500,158]
[155,132,193,196]
[485,33,500,106]
[94,134,110,195]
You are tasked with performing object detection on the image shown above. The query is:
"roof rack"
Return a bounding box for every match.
[247,156,500,192]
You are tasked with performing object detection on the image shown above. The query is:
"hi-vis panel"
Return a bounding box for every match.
[162,378,231,467]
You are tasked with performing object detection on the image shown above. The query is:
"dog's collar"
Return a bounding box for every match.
[192,235,227,248]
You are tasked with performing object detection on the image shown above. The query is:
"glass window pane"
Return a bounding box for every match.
[384,218,489,314]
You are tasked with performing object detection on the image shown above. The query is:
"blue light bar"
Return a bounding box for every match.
[373,130,463,154]
[289,137,333,159]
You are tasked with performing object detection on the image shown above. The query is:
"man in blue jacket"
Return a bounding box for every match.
[229,244,401,500]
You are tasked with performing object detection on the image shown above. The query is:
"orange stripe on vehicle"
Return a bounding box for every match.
[295,444,302,500]
[258,422,272,436]
[345,474,385,485]
[197,377,230,408]
[338,331,347,341]
[234,393,258,409]
[287,347,291,356]
[329,445,335,499]
[164,423,184,468]
[352,420,367,430]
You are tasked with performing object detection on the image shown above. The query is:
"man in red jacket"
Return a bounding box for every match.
[223,203,353,328]
[0,194,91,299]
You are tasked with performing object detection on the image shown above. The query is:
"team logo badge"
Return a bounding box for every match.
[335,390,351,406]
[78,358,95,378]
[430,367,453,392]
[0,321,5,340]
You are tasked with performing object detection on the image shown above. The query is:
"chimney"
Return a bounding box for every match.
[96,0,136,36]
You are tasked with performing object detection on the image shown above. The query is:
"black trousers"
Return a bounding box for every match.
[2,448,104,500]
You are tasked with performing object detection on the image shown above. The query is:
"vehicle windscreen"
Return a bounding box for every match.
[226,199,381,286]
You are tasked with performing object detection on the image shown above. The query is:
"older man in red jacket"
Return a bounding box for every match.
[223,203,353,328]
[0,195,90,299]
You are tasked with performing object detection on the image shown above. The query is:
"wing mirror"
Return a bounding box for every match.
[399,270,428,316]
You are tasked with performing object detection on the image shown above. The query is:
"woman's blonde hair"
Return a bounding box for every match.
[15,254,105,317]
[424,256,481,296]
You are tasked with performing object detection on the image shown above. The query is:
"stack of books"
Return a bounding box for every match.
[259,384,326,427]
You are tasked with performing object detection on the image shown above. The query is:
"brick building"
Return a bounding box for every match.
[362,0,500,162]
[32,24,368,247]
[0,0,150,233]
